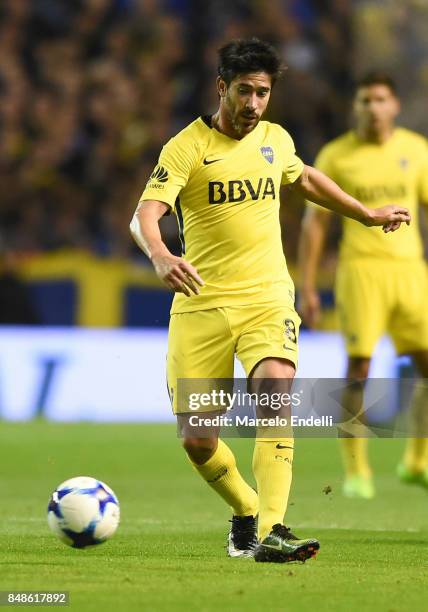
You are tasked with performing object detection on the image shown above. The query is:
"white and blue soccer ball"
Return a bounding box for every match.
[47,476,120,548]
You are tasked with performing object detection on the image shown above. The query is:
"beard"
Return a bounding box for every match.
[225,96,260,136]
[230,111,260,136]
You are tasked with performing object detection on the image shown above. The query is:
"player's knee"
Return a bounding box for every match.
[182,437,217,464]
[410,350,428,378]
[347,358,370,380]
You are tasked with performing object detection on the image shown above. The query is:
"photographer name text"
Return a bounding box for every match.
[187,415,334,427]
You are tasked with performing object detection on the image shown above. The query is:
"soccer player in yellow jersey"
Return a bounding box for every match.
[298,72,428,499]
[131,42,410,562]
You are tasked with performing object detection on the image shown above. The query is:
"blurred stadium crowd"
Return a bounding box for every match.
[0,0,354,260]
[0,0,427,325]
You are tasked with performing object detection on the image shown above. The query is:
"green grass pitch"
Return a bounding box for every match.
[1,422,427,611]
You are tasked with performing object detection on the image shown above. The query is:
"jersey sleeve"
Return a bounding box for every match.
[280,129,305,185]
[139,134,199,212]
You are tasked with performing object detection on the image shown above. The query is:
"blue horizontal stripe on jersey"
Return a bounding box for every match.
[175,197,186,254]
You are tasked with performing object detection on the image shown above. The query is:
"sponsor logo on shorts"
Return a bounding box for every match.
[284,319,297,346]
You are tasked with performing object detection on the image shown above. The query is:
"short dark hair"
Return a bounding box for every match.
[356,71,398,95]
[217,38,284,87]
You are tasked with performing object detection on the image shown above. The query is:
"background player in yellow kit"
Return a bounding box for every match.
[130,42,410,563]
[298,72,428,499]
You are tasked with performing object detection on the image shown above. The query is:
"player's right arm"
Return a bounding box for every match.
[130,130,204,296]
[130,200,203,296]
[297,205,331,328]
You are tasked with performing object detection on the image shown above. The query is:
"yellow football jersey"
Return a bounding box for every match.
[141,116,304,313]
[314,128,428,260]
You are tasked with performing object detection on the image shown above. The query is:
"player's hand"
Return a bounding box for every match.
[297,288,321,328]
[151,252,204,296]
[366,205,411,232]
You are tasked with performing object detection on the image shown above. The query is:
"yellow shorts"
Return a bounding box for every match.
[336,259,428,357]
[167,302,300,414]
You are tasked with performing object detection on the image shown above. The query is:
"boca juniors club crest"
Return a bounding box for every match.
[260,146,274,164]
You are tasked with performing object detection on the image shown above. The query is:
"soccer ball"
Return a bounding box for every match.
[47,476,120,548]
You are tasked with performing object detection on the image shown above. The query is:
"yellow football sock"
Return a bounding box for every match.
[340,438,372,478]
[403,438,428,473]
[189,439,258,516]
[252,438,294,541]
[403,383,428,473]
[340,380,371,478]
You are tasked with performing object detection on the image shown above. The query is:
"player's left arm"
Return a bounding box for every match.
[290,165,411,232]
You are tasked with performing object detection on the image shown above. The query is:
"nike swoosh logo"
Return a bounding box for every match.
[203,157,223,165]
[276,444,293,449]
[262,542,283,551]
